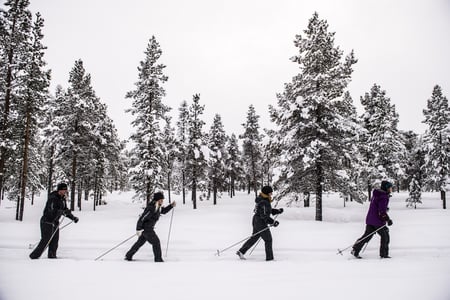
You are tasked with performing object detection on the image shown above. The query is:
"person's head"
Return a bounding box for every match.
[261,186,273,196]
[380,180,393,192]
[153,192,165,205]
[57,182,68,196]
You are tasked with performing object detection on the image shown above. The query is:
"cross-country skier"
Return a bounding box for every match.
[125,192,176,262]
[29,182,79,259]
[236,186,283,261]
[351,180,394,259]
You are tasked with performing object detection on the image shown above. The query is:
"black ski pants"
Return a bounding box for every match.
[238,217,274,260]
[29,217,59,259]
[353,224,390,257]
[126,229,162,261]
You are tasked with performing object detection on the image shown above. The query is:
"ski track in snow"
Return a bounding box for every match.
[0,191,449,300]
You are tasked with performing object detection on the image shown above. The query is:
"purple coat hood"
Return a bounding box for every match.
[365,189,390,226]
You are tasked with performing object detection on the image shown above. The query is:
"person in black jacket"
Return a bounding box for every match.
[125,192,176,262]
[29,182,79,259]
[236,186,283,261]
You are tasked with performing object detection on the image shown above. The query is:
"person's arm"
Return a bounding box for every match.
[161,202,176,214]
[136,205,154,230]
[378,195,391,224]
[259,201,275,225]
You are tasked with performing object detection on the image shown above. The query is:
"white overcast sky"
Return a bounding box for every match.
[26,0,450,140]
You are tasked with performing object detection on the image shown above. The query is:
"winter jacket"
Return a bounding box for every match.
[136,201,174,231]
[42,191,75,224]
[366,189,391,227]
[253,194,282,226]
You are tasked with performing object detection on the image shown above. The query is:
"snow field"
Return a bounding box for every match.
[0,191,449,300]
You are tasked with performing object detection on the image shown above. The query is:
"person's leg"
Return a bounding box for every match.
[125,235,146,260]
[29,221,53,259]
[238,233,261,255]
[47,227,59,258]
[378,226,390,258]
[352,225,375,257]
[238,217,267,255]
[260,229,273,261]
[144,230,163,262]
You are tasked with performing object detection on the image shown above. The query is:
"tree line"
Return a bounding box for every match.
[1,2,448,221]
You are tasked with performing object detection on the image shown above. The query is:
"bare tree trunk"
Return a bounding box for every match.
[77,182,82,211]
[315,161,323,221]
[146,178,151,205]
[250,148,257,197]
[304,192,310,207]
[182,171,186,205]
[47,145,54,195]
[167,171,172,203]
[442,190,447,209]
[192,166,197,209]
[213,180,217,205]
[17,104,32,221]
[70,153,77,211]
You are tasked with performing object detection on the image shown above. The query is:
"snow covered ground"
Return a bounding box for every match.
[0,190,449,300]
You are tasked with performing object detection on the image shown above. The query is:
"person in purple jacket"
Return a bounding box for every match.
[351,180,394,259]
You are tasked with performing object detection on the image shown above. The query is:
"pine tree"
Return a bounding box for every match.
[225,133,243,198]
[43,60,117,211]
[160,117,177,203]
[400,130,420,190]
[63,60,103,210]
[422,85,450,209]
[240,105,263,197]
[90,104,124,210]
[41,85,66,194]
[15,12,50,220]
[270,12,359,220]
[207,114,227,205]
[0,0,33,205]
[335,91,366,203]
[186,94,206,209]
[176,100,189,204]
[261,129,281,188]
[406,176,422,209]
[125,36,170,203]
[405,137,425,209]
[360,84,406,200]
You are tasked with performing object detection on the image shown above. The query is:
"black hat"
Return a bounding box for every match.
[261,186,273,195]
[57,182,68,191]
[153,192,164,201]
[381,181,393,192]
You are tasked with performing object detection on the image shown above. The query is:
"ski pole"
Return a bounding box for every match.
[94,233,137,261]
[165,208,175,257]
[216,226,272,256]
[28,219,73,249]
[336,224,387,255]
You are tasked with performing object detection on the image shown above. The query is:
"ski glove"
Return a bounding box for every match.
[136,230,144,237]
[272,208,283,215]
[272,220,280,227]
[387,219,393,226]
[73,217,79,223]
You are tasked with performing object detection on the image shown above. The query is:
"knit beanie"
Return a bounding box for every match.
[153,192,164,201]
[261,186,273,195]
